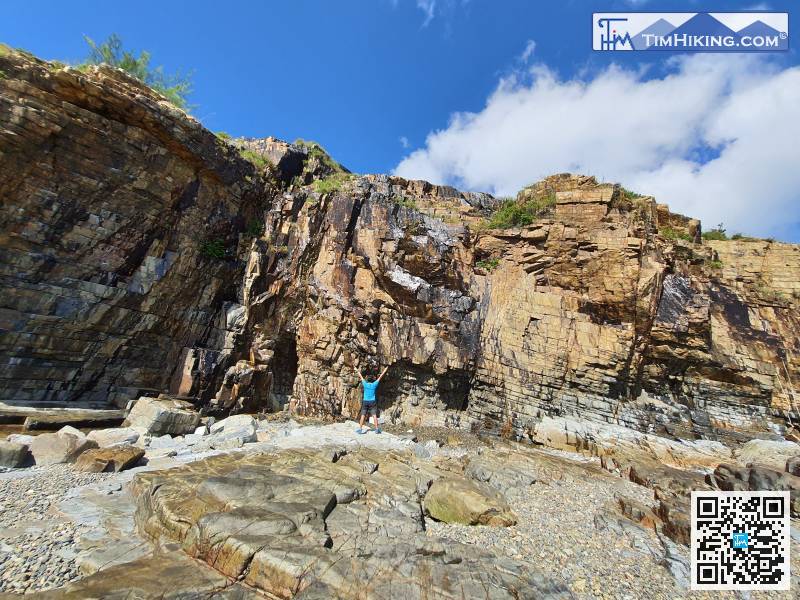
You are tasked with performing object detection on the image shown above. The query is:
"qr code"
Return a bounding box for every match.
[691,491,790,590]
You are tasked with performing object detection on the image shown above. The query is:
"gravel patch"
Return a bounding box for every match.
[425,450,800,600]
[0,465,111,593]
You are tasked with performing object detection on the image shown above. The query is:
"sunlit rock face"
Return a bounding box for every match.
[0,50,276,408]
[2,50,799,443]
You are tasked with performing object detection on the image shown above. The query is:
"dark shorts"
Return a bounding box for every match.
[359,402,378,417]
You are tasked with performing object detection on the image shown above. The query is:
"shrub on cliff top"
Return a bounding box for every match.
[702,223,728,241]
[486,192,556,229]
[240,149,274,172]
[294,139,346,173]
[79,34,192,110]
[312,172,353,195]
[659,227,693,242]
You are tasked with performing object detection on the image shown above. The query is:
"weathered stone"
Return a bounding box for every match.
[32,550,262,599]
[87,427,140,448]
[735,439,800,471]
[0,50,267,410]
[0,440,31,467]
[202,413,257,448]
[128,447,564,598]
[424,476,517,526]
[29,429,98,465]
[5,433,35,446]
[124,397,200,436]
[22,410,126,431]
[713,463,800,517]
[74,444,145,473]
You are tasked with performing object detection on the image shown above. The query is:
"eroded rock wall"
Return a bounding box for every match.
[0,51,272,408]
[231,171,799,443]
[2,51,798,445]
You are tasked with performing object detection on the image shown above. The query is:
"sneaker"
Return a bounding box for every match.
[356,428,366,435]
[375,428,382,434]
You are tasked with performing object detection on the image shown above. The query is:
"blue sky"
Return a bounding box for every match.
[3,0,799,239]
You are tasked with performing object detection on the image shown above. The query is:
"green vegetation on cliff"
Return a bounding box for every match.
[79,34,192,110]
[702,224,729,241]
[486,192,556,229]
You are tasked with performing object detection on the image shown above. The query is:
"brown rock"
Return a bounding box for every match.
[424,476,517,526]
[74,444,145,473]
[124,397,200,436]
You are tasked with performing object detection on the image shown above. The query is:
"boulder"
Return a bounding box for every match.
[714,463,800,517]
[208,414,256,434]
[148,435,180,449]
[203,414,257,448]
[29,429,98,465]
[58,425,86,438]
[423,476,517,526]
[75,444,145,473]
[124,397,200,436]
[5,433,35,446]
[0,440,31,468]
[787,456,800,477]
[735,439,800,472]
[87,427,140,448]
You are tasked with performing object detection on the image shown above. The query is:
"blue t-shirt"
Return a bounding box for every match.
[361,380,379,403]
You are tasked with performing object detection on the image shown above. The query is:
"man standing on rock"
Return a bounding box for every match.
[355,365,388,434]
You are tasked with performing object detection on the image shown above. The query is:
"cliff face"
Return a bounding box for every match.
[0,50,272,407]
[1,50,798,443]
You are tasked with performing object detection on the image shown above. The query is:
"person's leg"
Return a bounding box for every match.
[372,406,381,433]
[357,406,367,433]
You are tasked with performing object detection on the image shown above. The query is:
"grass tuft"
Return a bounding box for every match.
[485,192,556,229]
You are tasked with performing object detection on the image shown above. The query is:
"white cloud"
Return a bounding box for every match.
[417,0,436,27]
[519,40,536,63]
[394,55,800,239]
[399,136,410,149]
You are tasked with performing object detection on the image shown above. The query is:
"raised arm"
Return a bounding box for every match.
[377,366,389,381]
[355,366,364,382]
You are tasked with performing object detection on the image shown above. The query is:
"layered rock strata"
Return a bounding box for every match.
[1,48,799,446]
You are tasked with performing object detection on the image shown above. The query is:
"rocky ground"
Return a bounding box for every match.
[0,466,111,593]
[426,455,800,600]
[0,417,798,598]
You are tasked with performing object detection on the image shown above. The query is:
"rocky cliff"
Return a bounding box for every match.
[2,48,798,445]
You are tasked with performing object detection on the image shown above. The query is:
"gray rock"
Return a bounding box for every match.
[124,396,200,436]
[148,435,179,449]
[5,433,35,446]
[736,439,800,472]
[29,430,98,466]
[203,416,257,449]
[87,427,140,448]
[0,440,31,468]
[208,414,255,434]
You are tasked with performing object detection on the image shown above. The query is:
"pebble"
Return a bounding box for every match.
[0,464,110,593]
[425,447,800,600]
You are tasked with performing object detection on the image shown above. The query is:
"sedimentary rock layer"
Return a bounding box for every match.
[1,48,798,443]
